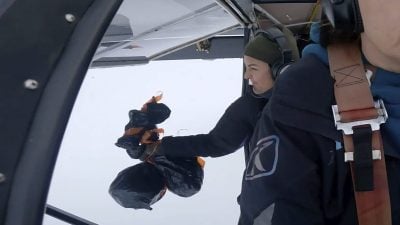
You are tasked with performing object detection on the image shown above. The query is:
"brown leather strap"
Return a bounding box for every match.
[328,42,392,225]
[343,131,391,225]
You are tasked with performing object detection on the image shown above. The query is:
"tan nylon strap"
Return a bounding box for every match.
[328,42,392,225]
[328,42,375,112]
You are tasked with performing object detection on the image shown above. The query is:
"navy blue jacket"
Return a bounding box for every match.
[240,54,400,225]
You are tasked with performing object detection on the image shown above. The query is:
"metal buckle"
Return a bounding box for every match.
[332,99,388,135]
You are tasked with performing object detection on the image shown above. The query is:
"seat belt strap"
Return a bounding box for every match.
[327,41,392,225]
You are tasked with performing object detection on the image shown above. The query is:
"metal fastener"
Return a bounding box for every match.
[24,79,39,90]
[65,14,76,23]
[0,173,5,183]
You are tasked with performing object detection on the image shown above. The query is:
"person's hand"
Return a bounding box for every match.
[117,136,162,161]
[116,135,142,158]
[138,140,162,161]
[115,94,169,160]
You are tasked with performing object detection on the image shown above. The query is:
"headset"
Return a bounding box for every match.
[321,0,363,35]
[254,26,294,79]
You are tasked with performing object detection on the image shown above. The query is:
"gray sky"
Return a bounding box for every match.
[44,58,246,225]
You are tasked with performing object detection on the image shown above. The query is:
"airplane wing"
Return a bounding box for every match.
[92,0,320,67]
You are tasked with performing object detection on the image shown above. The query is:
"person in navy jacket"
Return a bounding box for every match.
[135,25,301,224]
[241,1,400,224]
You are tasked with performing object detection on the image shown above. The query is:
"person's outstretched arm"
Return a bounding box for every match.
[160,95,265,158]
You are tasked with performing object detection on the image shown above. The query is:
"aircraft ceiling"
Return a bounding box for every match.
[91,0,320,67]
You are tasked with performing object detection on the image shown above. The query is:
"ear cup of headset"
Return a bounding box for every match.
[271,62,281,80]
[321,0,363,35]
[271,61,293,80]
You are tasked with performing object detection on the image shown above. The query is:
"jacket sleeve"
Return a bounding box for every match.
[160,96,262,157]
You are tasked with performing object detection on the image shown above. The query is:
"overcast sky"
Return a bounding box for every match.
[44,58,246,225]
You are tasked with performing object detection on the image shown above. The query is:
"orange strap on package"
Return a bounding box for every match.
[141,92,163,112]
[327,42,391,225]
[124,93,164,140]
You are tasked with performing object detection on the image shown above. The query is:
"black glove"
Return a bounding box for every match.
[138,140,164,161]
[115,135,142,158]
[116,131,164,160]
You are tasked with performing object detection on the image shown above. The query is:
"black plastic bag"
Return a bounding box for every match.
[128,102,171,126]
[152,156,204,197]
[115,98,171,159]
[109,162,167,210]
[113,95,204,207]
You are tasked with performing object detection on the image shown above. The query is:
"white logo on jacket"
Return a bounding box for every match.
[245,135,279,180]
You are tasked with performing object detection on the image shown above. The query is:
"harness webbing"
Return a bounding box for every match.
[327,42,392,225]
